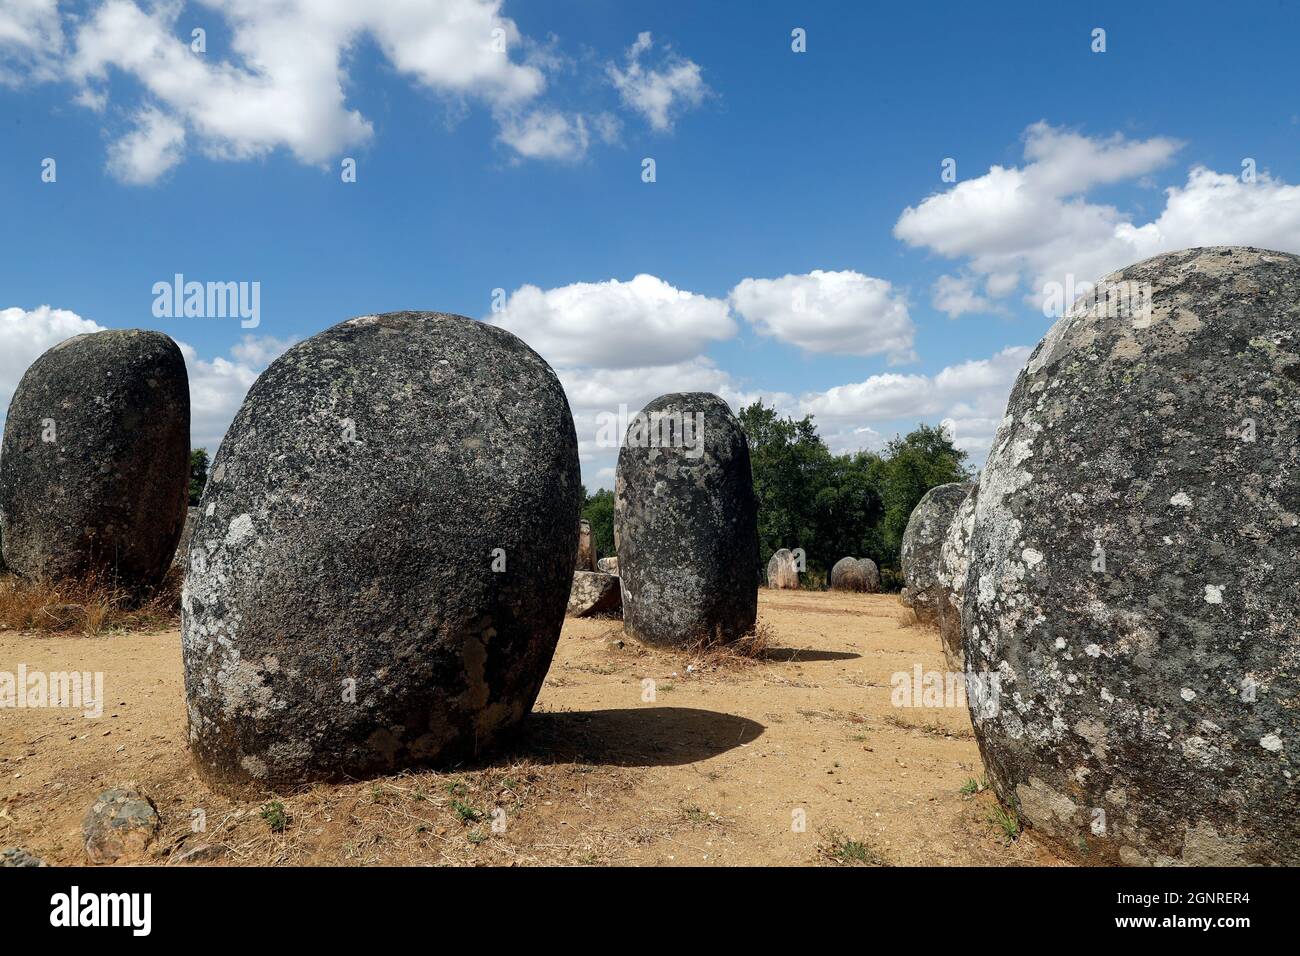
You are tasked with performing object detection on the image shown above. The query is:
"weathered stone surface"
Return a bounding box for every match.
[183,312,580,791]
[766,549,800,589]
[596,556,619,574]
[830,556,879,592]
[0,329,189,586]
[965,247,1300,865]
[83,788,160,863]
[567,570,622,617]
[900,482,971,624]
[576,518,595,571]
[934,483,978,672]
[171,506,199,569]
[615,392,758,646]
[0,847,46,867]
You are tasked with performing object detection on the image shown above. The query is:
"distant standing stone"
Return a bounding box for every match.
[172,506,199,569]
[596,556,619,574]
[900,482,971,624]
[966,247,1300,865]
[934,483,978,672]
[83,788,160,863]
[615,392,759,646]
[576,518,596,571]
[0,329,189,586]
[183,312,580,791]
[831,556,879,592]
[855,558,881,593]
[766,549,801,589]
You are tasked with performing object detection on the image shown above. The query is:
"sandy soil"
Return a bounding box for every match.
[0,590,1063,866]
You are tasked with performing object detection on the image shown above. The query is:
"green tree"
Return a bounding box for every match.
[877,424,970,559]
[189,448,210,506]
[581,487,615,560]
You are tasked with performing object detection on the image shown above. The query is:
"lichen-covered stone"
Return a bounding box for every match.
[615,392,758,646]
[831,556,878,592]
[172,506,199,569]
[0,329,189,586]
[900,482,971,624]
[576,518,595,571]
[965,247,1300,865]
[83,788,160,863]
[182,312,580,791]
[0,847,46,867]
[935,483,978,672]
[766,548,800,589]
[567,570,622,617]
[596,556,619,574]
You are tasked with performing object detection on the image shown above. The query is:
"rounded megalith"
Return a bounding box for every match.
[830,557,868,591]
[900,482,971,624]
[576,518,595,571]
[965,247,1300,865]
[934,483,978,672]
[766,548,800,589]
[614,392,758,647]
[855,558,881,593]
[596,556,619,574]
[567,570,622,617]
[182,312,580,791]
[0,329,189,587]
[172,506,199,569]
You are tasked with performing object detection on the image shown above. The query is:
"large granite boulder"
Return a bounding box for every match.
[900,482,971,624]
[171,506,199,569]
[567,570,622,617]
[0,329,189,586]
[615,392,758,646]
[596,556,619,574]
[183,312,580,791]
[965,247,1300,865]
[934,483,978,672]
[766,548,800,589]
[830,556,879,592]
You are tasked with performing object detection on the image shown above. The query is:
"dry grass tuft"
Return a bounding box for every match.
[678,622,773,672]
[0,568,181,635]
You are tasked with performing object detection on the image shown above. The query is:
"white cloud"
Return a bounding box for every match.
[488,274,735,370]
[178,334,296,451]
[729,269,915,361]
[10,0,562,180]
[797,345,1032,459]
[497,109,589,161]
[607,31,708,131]
[895,121,1300,314]
[0,0,62,83]
[0,306,105,414]
[106,106,186,185]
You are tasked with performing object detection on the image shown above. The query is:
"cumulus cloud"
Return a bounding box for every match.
[607,31,708,131]
[797,345,1032,457]
[4,0,572,180]
[895,121,1300,315]
[729,269,915,361]
[496,109,589,161]
[488,274,735,369]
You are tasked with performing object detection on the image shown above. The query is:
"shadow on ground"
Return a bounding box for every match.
[514,706,765,767]
[760,647,860,662]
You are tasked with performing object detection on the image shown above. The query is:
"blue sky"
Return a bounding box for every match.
[3,1,1300,487]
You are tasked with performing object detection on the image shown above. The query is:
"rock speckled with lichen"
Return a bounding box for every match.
[182,312,580,791]
[934,482,978,672]
[567,570,622,617]
[0,329,189,586]
[964,247,1300,865]
[900,482,971,624]
[615,392,758,646]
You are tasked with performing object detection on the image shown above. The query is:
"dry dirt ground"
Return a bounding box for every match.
[1,590,1064,866]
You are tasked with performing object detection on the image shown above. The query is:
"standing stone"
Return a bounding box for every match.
[855,558,881,593]
[965,247,1300,865]
[576,518,596,571]
[934,483,978,672]
[596,556,619,574]
[171,506,199,569]
[830,557,869,591]
[0,330,189,586]
[567,570,622,617]
[183,312,580,791]
[766,548,801,589]
[900,482,971,624]
[615,392,758,647]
